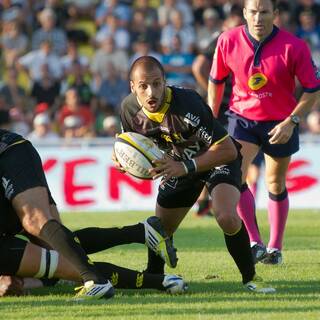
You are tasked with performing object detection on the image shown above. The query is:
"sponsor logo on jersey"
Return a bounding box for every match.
[2,177,14,199]
[182,142,201,160]
[196,127,212,144]
[248,73,268,90]
[184,113,200,127]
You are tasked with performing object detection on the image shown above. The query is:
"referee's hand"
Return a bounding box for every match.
[268,119,295,144]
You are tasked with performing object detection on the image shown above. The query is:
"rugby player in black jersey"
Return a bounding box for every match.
[0,129,184,298]
[114,56,276,293]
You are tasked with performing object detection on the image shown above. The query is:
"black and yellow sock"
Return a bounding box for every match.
[40,219,106,283]
[145,248,165,274]
[74,224,145,254]
[224,222,255,284]
[94,262,164,290]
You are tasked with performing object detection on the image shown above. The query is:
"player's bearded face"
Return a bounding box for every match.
[130,67,166,113]
[243,0,277,41]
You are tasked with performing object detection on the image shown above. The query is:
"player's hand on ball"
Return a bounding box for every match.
[111,149,126,173]
[150,155,187,182]
[0,276,24,297]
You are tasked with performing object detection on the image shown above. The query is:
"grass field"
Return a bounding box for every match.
[1,209,319,320]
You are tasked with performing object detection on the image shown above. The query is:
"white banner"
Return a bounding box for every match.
[36,140,320,211]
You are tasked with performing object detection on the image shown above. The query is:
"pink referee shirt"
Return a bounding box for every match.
[209,25,320,121]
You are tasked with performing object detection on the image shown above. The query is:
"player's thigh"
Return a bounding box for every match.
[210,183,241,232]
[156,176,205,235]
[264,154,291,194]
[0,142,57,231]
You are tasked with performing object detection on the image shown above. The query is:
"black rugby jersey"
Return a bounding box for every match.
[120,86,228,160]
[0,129,26,156]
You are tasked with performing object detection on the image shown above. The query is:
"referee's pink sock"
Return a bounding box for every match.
[237,183,262,244]
[248,182,258,199]
[267,190,289,250]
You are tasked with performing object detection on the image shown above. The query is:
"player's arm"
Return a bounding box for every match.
[151,135,237,182]
[207,80,225,118]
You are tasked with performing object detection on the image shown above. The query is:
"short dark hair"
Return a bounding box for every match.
[244,0,278,10]
[129,56,165,81]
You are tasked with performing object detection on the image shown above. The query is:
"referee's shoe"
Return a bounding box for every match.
[143,216,178,268]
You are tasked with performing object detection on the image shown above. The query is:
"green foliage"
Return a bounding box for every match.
[1,210,320,320]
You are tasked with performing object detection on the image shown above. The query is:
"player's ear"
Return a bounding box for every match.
[130,80,135,94]
[243,7,247,20]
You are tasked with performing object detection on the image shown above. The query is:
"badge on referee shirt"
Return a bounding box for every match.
[248,73,268,90]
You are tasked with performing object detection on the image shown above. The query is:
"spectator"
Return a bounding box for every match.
[30,63,60,107]
[160,9,196,54]
[100,114,121,137]
[18,39,63,83]
[196,8,222,52]
[95,0,132,28]
[294,0,320,26]
[96,63,128,111]
[57,87,95,137]
[9,107,30,137]
[129,9,159,51]
[158,0,194,28]
[61,40,90,76]
[0,67,28,110]
[95,13,130,51]
[129,33,162,66]
[161,34,196,88]
[61,61,94,106]
[90,35,129,81]
[0,20,28,67]
[27,112,59,141]
[32,8,67,56]
[296,10,320,52]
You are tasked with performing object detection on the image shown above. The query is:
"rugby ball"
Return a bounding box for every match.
[114,132,163,179]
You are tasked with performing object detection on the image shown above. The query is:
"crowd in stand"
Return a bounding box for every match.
[0,0,319,141]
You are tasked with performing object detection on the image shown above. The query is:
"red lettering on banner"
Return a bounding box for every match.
[109,167,152,200]
[43,158,58,172]
[64,158,96,206]
[286,160,318,193]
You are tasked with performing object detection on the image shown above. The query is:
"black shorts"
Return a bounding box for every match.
[0,141,55,236]
[227,110,299,157]
[157,157,242,209]
[0,235,27,275]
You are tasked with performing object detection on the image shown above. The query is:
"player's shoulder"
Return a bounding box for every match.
[171,86,204,107]
[277,28,308,47]
[120,93,140,115]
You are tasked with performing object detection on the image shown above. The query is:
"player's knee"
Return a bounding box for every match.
[22,214,49,237]
[34,248,59,280]
[266,178,286,194]
[214,209,240,231]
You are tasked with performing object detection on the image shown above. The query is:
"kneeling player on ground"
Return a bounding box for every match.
[0,216,186,298]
